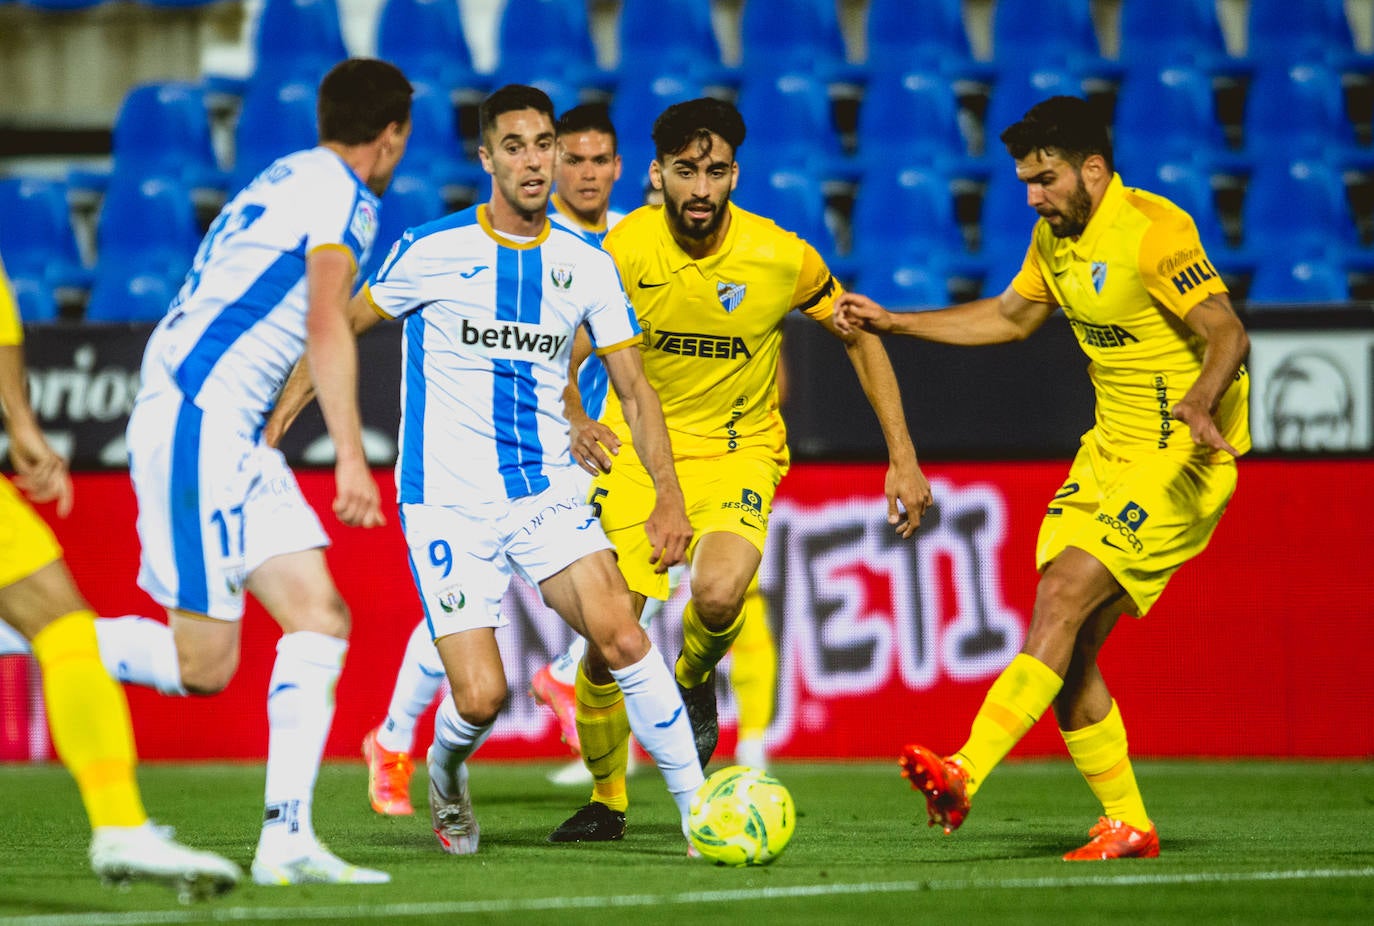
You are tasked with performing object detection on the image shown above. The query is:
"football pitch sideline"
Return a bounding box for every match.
[1,760,1370,925]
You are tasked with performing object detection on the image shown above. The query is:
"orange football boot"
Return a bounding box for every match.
[531,665,581,755]
[899,744,971,834]
[361,727,415,816]
[1062,816,1160,860]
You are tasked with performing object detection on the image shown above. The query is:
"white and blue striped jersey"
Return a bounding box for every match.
[136,147,381,430]
[364,204,642,506]
[547,195,624,422]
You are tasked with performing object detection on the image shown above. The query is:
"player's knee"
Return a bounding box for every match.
[296,593,352,640]
[179,651,237,695]
[592,621,650,671]
[689,585,744,630]
[451,679,506,726]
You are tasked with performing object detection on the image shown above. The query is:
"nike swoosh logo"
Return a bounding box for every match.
[638,277,669,288]
[1053,268,1070,278]
[460,265,489,279]
[1100,535,1126,551]
[739,517,760,530]
[655,705,684,728]
[586,749,618,765]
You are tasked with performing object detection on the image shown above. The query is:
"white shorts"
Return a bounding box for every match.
[400,473,612,641]
[127,391,329,621]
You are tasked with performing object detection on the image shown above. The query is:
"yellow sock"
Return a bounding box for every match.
[676,598,746,688]
[573,664,630,812]
[1061,700,1151,830]
[953,653,1062,797]
[730,586,776,740]
[30,611,146,829]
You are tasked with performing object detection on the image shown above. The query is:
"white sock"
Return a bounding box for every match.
[93,615,187,696]
[0,620,30,654]
[611,643,703,815]
[548,636,587,686]
[375,619,447,754]
[258,631,347,856]
[428,696,494,799]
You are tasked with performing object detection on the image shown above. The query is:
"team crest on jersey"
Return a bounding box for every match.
[1091,261,1107,294]
[717,281,746,313]
[550,262,574,289]
[436,585,466,613]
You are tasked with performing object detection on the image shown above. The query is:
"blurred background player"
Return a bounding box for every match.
[0,255,241,897]
[549,98,933,842]
[100,58,413,885]
[279,84,702,855]
[836,95,1250,861]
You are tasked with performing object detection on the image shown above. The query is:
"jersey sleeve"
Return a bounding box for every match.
[362,230,426,321]
[0,258,22,346]
[791,240,839,321]
[1137,211,1227,318]
[585,250,643,355]
[301,168,378,272]
[1010,238,1053,304]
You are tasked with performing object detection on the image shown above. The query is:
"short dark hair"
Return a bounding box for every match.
[317,58,413,146]
[999,95,1114,173]
[556,103,617,150]
[479,84,556,144]
[652,97,746,162]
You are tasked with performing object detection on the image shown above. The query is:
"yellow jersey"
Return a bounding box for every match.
[599,202,837,465]
[0,257,22,347]
[1012,174,1250,462]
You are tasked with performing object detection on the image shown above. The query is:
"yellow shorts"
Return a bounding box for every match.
[0,477,63,590]
[592,451,783,600]
[1036,433,1238,616]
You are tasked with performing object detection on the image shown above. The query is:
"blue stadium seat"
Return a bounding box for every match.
[1244,61,1361,161]
[735,70,852,183]
[1247,257,1349,304]
[982,67,1084,148]
[864,0,984,81]
[990,0,1109,77]
[375,0,481,97]
[230,79,319,195]
[494,0,603,92]
[609,72,705,212]
[0,177,91,295]
[733,167,838,264]
[403,80,483,201]
[1242,158,1359,254]
[1113,64,1230,169]
[856,69,984,181]
[1247,0,1362,68]
[1137,161,1228,253]
[8,275,59,324]
[1116,0,1232,72]
[739,0,858,85]
[852,167,965,263]
[617,0,727,89]
[94,175,201,291]
[853,255,950,309]
[977,169,1036,278]
[360,173,447,283]
[252,0,348,90]
[109,82,226,193]
[84,270,178,324]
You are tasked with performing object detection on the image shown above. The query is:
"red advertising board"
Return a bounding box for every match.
[6,458,1373,761]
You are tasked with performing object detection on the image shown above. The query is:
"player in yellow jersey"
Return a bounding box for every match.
[550,97,934,841]
[836,96,1251,861]
[0,256,240,896]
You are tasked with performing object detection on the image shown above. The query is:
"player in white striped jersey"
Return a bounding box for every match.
[111,59,414,886]
[281,85,703,855]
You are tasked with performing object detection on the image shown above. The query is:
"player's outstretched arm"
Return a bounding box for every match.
[816,313,932,537]
[0,343,72,516]
[303,249,385,528]
[835,286,1054,345]
[1172,292,1250,457]
[601,345,692,571]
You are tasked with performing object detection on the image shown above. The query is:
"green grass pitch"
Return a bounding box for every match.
[1,760,1371,925]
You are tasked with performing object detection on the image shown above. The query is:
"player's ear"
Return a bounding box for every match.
[477,145,494,176]
[649,159,663,191]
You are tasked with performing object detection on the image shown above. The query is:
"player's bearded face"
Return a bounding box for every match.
[1042,171,1094,238]
[1016,150,1096,239]
[660,134,736,240]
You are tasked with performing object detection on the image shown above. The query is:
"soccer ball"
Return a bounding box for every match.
[688,765,795,866]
